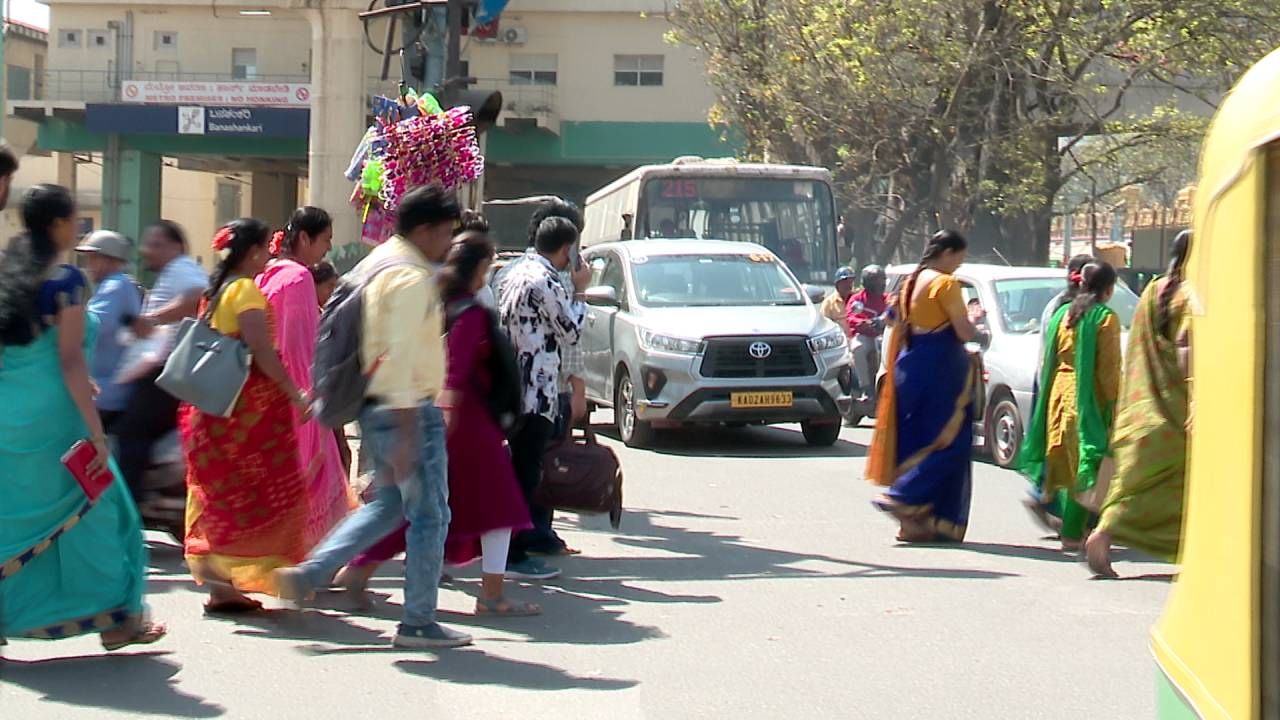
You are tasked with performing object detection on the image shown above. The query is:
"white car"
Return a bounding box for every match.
[580,240,854,448]
[883,264,1139,467]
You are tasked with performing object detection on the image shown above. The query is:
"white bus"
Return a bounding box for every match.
[582,157,840,285]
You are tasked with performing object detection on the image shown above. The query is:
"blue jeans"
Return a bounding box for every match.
[295,401,450,629]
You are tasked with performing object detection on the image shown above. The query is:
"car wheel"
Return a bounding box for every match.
[615,372,655,448]
[987,394,1023,468]
[801,420,841,447]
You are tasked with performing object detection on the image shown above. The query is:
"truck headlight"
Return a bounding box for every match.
[638,328,704,355]
[807,328,846,353]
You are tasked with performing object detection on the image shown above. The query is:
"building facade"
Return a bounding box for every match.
[6,0,731,254]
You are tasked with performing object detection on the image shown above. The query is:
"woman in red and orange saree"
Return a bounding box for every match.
[866,231,983,543]
[181,220,313,613]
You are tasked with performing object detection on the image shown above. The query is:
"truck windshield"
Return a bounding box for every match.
[639,177,836,285]
[631,254,806,308]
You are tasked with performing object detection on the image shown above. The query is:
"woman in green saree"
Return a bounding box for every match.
[1086,232,1192,578]
[1018,262,1122,552]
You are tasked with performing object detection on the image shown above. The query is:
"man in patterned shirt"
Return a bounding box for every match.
[498,215,590,580]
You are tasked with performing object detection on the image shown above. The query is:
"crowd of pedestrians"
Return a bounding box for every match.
[0,170,595,650]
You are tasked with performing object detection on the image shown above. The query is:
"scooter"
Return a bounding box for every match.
[842,302,886,427]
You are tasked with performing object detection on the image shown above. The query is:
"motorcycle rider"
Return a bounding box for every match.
[820,266,856,337]
[847,265,891,404]
[114,220,207,501]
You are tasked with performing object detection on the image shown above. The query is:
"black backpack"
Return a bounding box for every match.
[311,258,411,429]
[445,298,524,438]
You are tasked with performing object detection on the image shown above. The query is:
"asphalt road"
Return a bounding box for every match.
[0,418,1172,719]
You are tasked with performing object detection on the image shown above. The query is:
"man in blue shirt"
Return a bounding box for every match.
[77,230,142,428]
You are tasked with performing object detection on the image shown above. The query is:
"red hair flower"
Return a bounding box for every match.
[212,226,234,251]
[1068,271,1084,285]
[269,230,285,256]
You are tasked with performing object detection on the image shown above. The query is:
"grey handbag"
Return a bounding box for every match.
[156,280,253,418]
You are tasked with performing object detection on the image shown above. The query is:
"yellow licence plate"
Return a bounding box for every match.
[730,391,794,409]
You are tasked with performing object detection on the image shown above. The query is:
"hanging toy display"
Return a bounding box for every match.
[347,88,484,245]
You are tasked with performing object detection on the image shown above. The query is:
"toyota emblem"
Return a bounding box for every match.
[748,341,772,360]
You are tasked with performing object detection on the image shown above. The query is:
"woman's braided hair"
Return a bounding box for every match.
[1157,230,1191,339]
[1066,261,1118,328]
[206,218,271,301]
[899,230,968,342]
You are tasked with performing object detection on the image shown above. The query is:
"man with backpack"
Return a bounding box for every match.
[276,185,471,649]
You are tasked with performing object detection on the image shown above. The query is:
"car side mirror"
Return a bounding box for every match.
[584,286,620,307]
[803,284,827,304]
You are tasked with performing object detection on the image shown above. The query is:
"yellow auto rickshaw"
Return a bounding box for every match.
[1152,47,1280,719]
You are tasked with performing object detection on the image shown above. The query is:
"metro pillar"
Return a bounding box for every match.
[305,5,366,246]
[101,138,161,246]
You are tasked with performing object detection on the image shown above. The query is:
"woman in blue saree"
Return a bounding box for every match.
[866,230,982,542]
[0,184,166,650]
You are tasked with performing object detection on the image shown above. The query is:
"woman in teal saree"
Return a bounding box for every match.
[0,184,165,650]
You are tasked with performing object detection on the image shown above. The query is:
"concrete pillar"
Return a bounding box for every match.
[305,5,366,245]
[101,142,161,247]
[56,152,77,194]
[250,172,299,227]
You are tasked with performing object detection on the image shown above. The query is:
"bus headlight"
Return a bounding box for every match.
[807,328,846,353]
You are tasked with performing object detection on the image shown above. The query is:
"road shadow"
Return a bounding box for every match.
[395,649,637,691]
[556,508,1018,587]
[593,421,868,459]
[0,651,224,717]
[351,567,671,648]
[932,541,1084,564]
[217,608,392,647]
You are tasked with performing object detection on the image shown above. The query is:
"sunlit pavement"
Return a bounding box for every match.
[0,415,1171,719]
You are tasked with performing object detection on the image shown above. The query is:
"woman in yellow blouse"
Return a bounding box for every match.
[1018,262,1122,552]
[867,230,982,542]
[179,218,313,614]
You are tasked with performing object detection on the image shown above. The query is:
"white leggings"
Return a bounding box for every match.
[480,528,512,575]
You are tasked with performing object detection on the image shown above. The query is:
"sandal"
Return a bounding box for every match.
[203,598,264,616]
[475,596,542,617]
[101,619,168,652]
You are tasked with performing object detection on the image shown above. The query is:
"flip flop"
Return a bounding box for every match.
[475,596,542,617]
[203,598,264,616]
[101,620,168,652]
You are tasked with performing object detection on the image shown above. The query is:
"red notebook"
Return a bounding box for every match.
[61,440,115,502]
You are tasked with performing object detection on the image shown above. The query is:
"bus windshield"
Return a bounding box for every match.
[639,176,837,285]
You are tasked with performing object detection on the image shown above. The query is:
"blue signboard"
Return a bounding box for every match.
[86,104,309,138]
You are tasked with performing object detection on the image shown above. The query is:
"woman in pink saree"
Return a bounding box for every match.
[256,207,354,547]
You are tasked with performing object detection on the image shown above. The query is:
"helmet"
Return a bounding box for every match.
[861,264,885,284]
[833,266,857,283]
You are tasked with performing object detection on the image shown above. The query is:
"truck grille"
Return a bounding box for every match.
[699,337,816,378]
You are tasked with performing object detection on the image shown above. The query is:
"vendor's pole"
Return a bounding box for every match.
[446,0,463,80]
